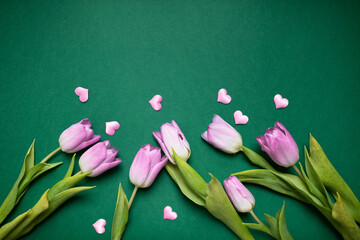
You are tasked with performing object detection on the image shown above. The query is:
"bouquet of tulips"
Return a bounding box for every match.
[1,116,359,240]
[0,119,121,239]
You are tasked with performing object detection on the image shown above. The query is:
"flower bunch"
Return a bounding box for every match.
[201,114,360,239]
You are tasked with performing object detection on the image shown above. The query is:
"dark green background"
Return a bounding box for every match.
[0,0,359,239]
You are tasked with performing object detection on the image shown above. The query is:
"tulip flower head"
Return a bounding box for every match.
[79,140,121,177]
[202,115,243,154]
[129,144,168,188]
[153,120,190,164]
[256,121,299,167]
[224,176,255,213]
[59,119,101,153]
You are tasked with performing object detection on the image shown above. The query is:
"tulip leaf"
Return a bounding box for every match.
[0,140,62,225]
[242,146,275,171]
[0,161,93,240]
[265,214,280,239]
[205,174,254,240]
[173,152,208,200]
[243,223,272,236]
[278,202,293,240]
[298,163,330,208]
[270,171,324,207]
[309,135,360,223]
[233,170,308,203]
[331,193,360,240]
[304,147,333,208]
[64,154,76,178]
[165,162,206,206]
[111,184,129,240]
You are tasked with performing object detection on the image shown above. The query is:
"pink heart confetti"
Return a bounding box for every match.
[93,219,106,234]
[217,88,231,104]
[163,206,177,220]
[106,121,120,136]
[149,95,162,111]
[234,111,249,125]
[274,94,289,109]
[75,87,89,103]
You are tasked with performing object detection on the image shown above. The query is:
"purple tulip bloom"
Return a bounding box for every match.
[256,121,299,167]
[153,120,190,164]
[129,144,168,188]
[59,119,101,153]
[224,176,255,213]
[79,140,121,177]
[202,115,243,154]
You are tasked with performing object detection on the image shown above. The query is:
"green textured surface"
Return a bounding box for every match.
[0,0,359,239]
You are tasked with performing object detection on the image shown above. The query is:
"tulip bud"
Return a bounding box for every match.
[202,115,243,154]
[256,121,299,167]
[59,119,101,153]
[153,120,190,164]
[79,140,121,177]
[129,144,168,188]
[223,176,255,213]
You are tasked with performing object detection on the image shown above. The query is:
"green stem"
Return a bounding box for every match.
[74,170,82,176]
[250,210,265,225]
[292,165,305,182]
[40,147,61,163]
[128,186,139,209]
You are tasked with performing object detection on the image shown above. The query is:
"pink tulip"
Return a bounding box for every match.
[224,176,255,213]
[79,140,121,177]
[256,122,299,167]
[129,144,168,188]
[59,119,100,153]
[202,115,243,154]
[153,120,190,164]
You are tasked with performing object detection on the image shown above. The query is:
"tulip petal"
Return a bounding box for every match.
[129,146,151,186]
[59,124,88,153]
[153,131,173,163]
[207,123,242,154]
[161,124,189,161]
[70,134,101,153]
[142,156,168,188]
[79,142,107,172]
[89,159,122,177]
[201,131,208,141]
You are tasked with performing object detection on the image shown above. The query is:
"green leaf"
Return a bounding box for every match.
[242,146,275,170]
[205,174,254,240]
[270,171,325,207]
[265,214,280,239]
[304,147,333,207]
[309,135,360,223]
[0,210,30,239]
[64,154,76,178]
[0,169,93,239]
[298,163,330,208]
[47,171,90,199]
[165,163,206,206]
[173,152,208,200]
[111,184,129,240]
[18,162,63,194]
[0,140,35,225]
[331,193,360,240]
[243,223,272,236]
[278,202,293,240]
[233,170,308,203]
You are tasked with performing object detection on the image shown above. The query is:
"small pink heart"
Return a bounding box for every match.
[149,95,162,111]
[274,94,289,109]
[234,111,249,125]
[163,206,177,220]
[217,88,231,104]
[93,219,106,234]
[75,87,89,103]
[106,121,120,136]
